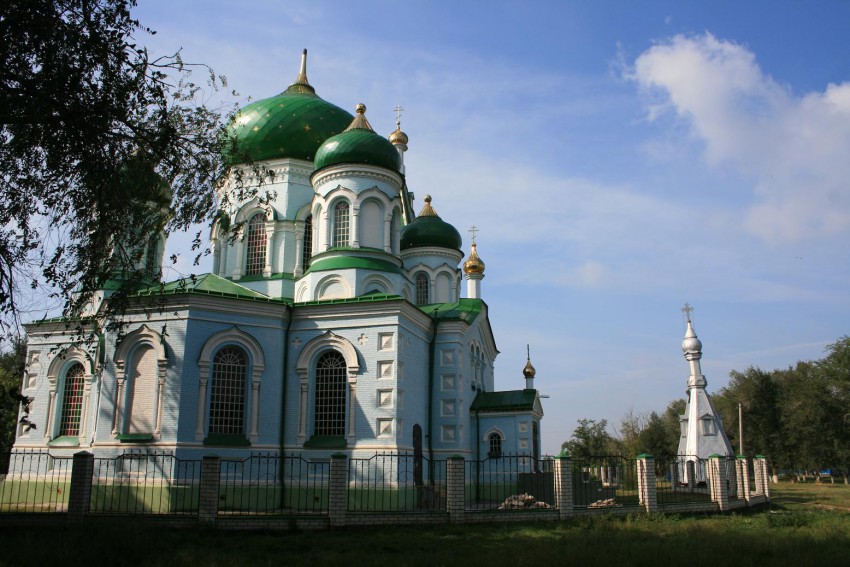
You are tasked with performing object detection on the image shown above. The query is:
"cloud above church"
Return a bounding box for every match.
[630,33,850,243]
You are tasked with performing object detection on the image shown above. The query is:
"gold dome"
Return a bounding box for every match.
[389,127,409,146]
[522,358,536,378]
[463,242,485,275]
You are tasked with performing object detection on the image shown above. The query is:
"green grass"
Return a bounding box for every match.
[0,483,848,566]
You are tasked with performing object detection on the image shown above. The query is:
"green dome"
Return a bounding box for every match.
[314,104,401,172]
[400,195,462,251]
[226,88,352,163]
[224,51,352,163]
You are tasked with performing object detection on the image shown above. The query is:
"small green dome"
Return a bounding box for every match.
[224,51,353,164]
[314,104,401,172]
[400,195,462,251]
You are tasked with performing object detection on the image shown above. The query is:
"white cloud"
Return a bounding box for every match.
[630,33,850,243]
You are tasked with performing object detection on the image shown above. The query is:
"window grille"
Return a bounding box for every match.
[415,273,429,305]
[59,363,85,436]
[209,346,247,435]
[315,351,346,436]
[302,215,312,270]
[245,213,266,276]
[488,432,502,458]
[332,202,350,247]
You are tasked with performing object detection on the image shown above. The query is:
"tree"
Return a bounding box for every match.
[0,0,239,339]
[561,418,616,458]
[0,339,26,455]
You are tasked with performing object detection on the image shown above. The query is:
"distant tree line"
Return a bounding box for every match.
[562,337,850,478]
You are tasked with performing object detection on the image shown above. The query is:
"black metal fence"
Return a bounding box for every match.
[571,456,640,510]
[654,455,713,510]
[465,455,555,511]
[90,452,201,515]
[0,450,73,513]
[348,453,446,512]
[219,453,329,515]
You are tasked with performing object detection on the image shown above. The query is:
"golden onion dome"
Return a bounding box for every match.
[463,242,486,275]
[389,127,409,146]
[522,358,536,378]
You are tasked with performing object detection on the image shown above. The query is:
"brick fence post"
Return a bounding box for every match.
[199,455,220,525]
[553,454,573,519]
[328,453,347,527]
[68,451,94,521]
[636,454,657,513]
[736,455,751,502]
[707,455,729,512]
[755,455,770,499]
[447,455,465,523]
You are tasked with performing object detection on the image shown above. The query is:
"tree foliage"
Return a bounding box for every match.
[0,0,235,337]
[0,339,25,454]
[561,418,617,458]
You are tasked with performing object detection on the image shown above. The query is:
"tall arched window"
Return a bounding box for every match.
[209,346,247,435]
[332,201,350,248]
[302,215,312,271]
[245,212,266,276]
[59,363,86,436]
[488,432,502,458]
[315,351,346,437]
[415,273,429,305]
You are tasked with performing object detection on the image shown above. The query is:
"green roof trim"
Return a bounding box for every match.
[306,255,402,275]
[298,293,404,307]
[470,389,537,412]
[134,273,287,304]
[418,299,484,323]
[315,128,401,172]
[236,272,295,282]
[226,91,353,163]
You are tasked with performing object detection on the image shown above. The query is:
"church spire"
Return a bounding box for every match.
[284,49,317,95]
[523,344,536,390]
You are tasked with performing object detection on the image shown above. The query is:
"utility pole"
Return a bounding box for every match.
[738,402,744,455]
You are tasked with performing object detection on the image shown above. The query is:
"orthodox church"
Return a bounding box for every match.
[14,51,544,463]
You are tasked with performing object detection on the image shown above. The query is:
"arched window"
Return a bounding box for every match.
[488,432,502,458]
[332,201,350,248]
[415,273,429,305]
[245,212,266,276]
[59,362,86,436]
[209,346,247,435]
[302,215,312,270]
[315,351,346,437]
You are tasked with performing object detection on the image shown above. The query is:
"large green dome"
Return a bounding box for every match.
[225,51,353,164]
[314,104,401,172]
[400,195,462,251]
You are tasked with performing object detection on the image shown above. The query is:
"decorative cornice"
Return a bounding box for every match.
[401,246,464,263]
[312,164,403,191]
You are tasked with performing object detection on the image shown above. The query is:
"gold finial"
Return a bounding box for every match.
[285,49,316,95]
[463,228,485,275]
[344,103,375,132]
[418,194,437,217]
[523,345,536,378]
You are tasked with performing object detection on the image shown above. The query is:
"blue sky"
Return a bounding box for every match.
[133,0,850,454]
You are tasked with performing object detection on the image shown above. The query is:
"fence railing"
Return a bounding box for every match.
[219,453,329,515]
[90,452,201,515]
[571,456,640,510]
[464,455,555,511]
[0,450,73,513]
[654,455,713,510]
[348,453,446,512]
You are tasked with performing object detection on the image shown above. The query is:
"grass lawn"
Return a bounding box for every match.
[0,483,847,566]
